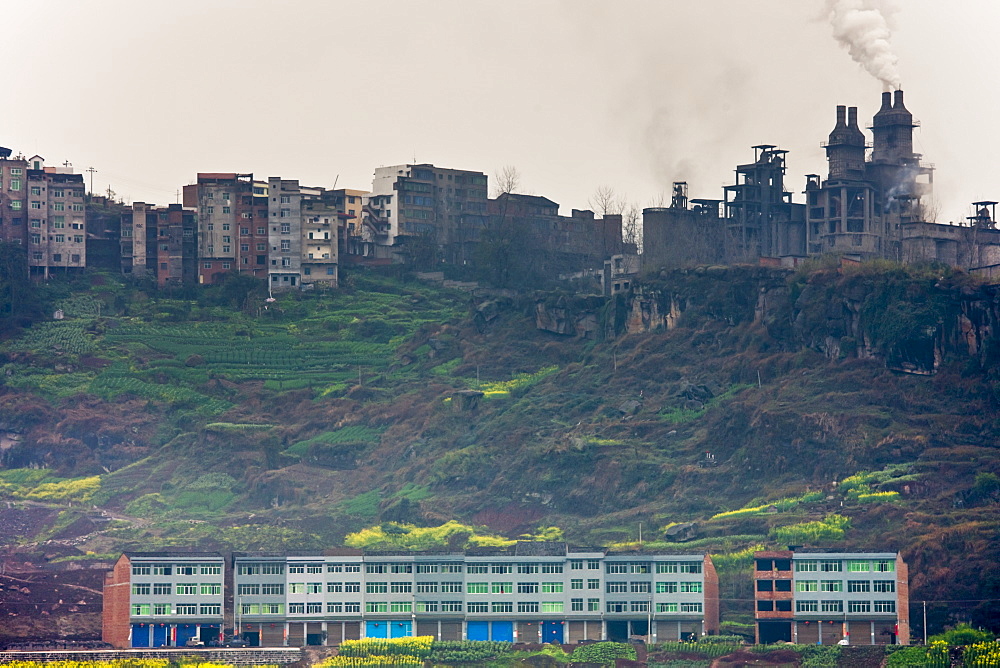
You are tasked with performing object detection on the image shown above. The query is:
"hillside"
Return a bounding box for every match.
[1,261,999,639]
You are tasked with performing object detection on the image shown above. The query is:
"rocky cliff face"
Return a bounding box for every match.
[534,264,1000,376]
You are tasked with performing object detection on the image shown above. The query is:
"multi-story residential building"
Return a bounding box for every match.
[0,147,29,246]
[753,550,909,646]
[368,164,489,265]
[267,178,304,289]
[229,544,718,647]
[301,196,339,287]
[103,552,226,648]
[183,173,269,284]
[121,203,198,285]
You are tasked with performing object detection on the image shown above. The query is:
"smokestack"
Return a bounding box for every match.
[893,89,906,109]
[836,105,847,127]
[847,107,859,129]
[880,91,892,111]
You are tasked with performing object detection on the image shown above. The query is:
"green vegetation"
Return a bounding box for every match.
[344,520,515,550]
[569,641,637,664]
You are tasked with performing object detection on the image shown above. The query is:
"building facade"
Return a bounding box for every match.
[230,545,718,647]
[121,203,198,285]
[103,552,226,648]
[753,550,909,646]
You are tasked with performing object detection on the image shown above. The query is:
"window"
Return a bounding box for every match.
[200,604,221,616]
[280,210,290,219]
[307,583,323,594]
[153,583,172,595]
[570,560,583,570]
[822,600,843,613]
[54,234,65,242]
[390,602,412,613]
[10,180,20,191]
[365,602,387,613]
[757,580,773,592]
[131,603,151,616]
[390,563,412,573]
[848,560,870,572]
[262,564,284,575]
[132,583,150,595]
[366,583,388,594]
[542,601,564,613]
[656,563,679,574]
[289,564,306,574]
[257,243,266,251]
[820,580,843,592]
[571,598,584,611]
[30,234,40,244]
[757,601,774,612]
[238,564,260,575]
[657,602,678,613]
[262,584,284,595]
[777,600,793,611]
[344,602,361,613]
[257,226,266,235]
[679,562,702,573]
[366,564,387,574]
[796,561,818,572]
[570,579,583,590]
[518,582,538,594]
[241,604,260,615]
[345,582,360,592]
[849,601,871,613]
[417,582,438,593]
[657,581,677,593]
[10,201,21,210]
[873,580,895,593]
[241,227,250,235]
[874,600,896,613]
[153,565,172,576]
[223,207,231,214]
[467,565,488,574]
[30,220,41,228]
[680,582,703,593]
[542,582,563,593]
[588,598,601,611]
[281,239,290,251]
[200,584,221,595]
[847,580,871,593]
[327,583,343,593]
[631,601,649,613]
[517,564,539,574]
[796,600,818,612]
[441,601,463,612]
[607,582,628,593]
[441,582,463,593]
[606,602,627,613]
[153,603,171,616]
[327,603,343,613]
[280,195,291,204]
[261,604,282,614]
[467,602,488,613]
[53,219,65,228]
[440,564,463,573]
[541,563,563,573]
[417,564,439,573]
[797,580,819,592]
[176,605,197,615]
[467,582,488,594]
[492,602,513,613]
[874,560,895,573]
[631,582,651,593]
[416,601,438,613]
[588,579,600,590]
[607,564,627,574]
[491,564,513,574]
[289,583,305,594]
[390,582,412,593]
[491,582,513,594]
[52,254,61,262]
[176,565,197,576]
[73,235,83,243]
[681,602,703,613]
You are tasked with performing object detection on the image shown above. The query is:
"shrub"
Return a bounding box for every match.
[569,641,637,665]
[930,623,994,646]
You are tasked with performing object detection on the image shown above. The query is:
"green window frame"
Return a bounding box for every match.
[796,580,818,592]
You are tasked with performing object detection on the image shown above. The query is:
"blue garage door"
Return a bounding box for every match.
[176,624,198,646]
[152,624,169,647]
[542,621,564,643]
[388,621,412,638]
[467,621,489,641]
[131,624,150,648]
[491,621,514,642]
[366,621,388,638]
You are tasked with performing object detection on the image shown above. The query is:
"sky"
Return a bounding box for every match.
[3,0,998,223]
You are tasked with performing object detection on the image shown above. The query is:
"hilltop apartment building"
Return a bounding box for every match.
[0,148,87,278]
[121,203,198,285]
[753,550,909,646]
[103,552,226,648]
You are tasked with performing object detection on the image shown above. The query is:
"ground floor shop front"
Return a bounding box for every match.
[236,617,706,646]
[757,619,904,645]
[129,623,221,647]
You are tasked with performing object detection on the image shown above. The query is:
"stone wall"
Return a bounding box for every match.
[0,648,302,666]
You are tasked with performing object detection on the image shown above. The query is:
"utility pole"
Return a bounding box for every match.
[923,600,927,645]
[86,167,96,194]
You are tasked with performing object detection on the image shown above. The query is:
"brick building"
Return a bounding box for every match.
[103,552,226,648]
[121,203,198,285]
[753,550,909,646]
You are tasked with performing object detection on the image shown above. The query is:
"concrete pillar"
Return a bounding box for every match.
[283,622,289,646]
[437,620,442,641]
[321,622,327,646]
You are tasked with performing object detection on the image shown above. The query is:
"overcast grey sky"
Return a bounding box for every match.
[4,1,997,222]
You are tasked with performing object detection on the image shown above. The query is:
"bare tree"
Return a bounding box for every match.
[493,165,521,198]
[622,203,642,254]
[589,185,624,217]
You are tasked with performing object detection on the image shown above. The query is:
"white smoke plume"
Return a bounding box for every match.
[826,0,902,90]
